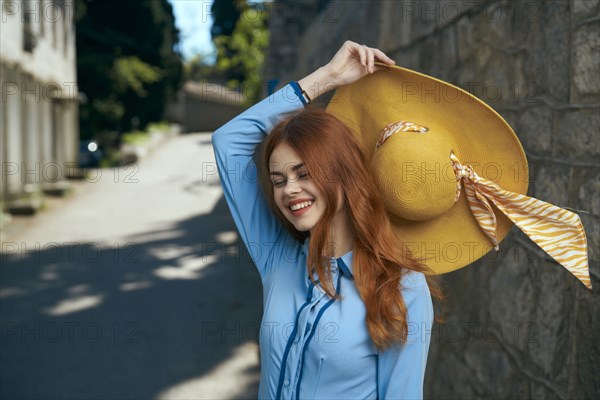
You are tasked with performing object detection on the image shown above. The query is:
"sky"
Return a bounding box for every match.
[169,0,216,63]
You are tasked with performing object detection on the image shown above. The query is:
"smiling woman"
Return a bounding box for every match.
[212,40,441,400]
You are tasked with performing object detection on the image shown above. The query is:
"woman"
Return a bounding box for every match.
[212,41,442,399]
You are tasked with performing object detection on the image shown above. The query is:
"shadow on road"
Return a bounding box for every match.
[1,194,264,399]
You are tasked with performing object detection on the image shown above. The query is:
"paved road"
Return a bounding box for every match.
[1,133,263,399]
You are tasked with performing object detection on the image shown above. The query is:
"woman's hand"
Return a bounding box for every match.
[298,41,395,100]
[324,40,396,87]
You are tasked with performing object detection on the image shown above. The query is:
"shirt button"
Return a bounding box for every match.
[284,379,290,386]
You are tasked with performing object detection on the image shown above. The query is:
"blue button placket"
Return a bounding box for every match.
[294,267,343,400]
[275,252,353,400]
[275,281,317,399]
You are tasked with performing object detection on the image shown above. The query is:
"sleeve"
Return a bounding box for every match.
[377,272,434,400]
[211,84,305,279]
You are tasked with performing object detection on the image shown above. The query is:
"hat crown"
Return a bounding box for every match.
[372,122,458,221]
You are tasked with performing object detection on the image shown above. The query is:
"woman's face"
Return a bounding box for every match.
[269,142,341,233]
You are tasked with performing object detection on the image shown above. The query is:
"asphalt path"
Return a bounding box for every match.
[0,132,263,399]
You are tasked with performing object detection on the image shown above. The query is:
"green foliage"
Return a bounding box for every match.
[184,54,224,82]
[91,97,125,121]
[98,148,122,169]
[76,0,183,142]
[214,4,270,103]
[147,121,170,132]
[121,130,149,145]
[111,57,164,97]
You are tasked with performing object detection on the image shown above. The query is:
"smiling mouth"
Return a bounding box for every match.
[289,200,313,216]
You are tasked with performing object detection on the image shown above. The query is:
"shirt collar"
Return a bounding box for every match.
[301,239,354,279]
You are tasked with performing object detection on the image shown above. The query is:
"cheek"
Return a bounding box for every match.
[273,189,285,210]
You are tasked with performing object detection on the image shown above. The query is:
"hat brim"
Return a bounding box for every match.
[325,64,529,274]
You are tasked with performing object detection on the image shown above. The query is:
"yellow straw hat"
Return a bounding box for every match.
[325,64,591,289]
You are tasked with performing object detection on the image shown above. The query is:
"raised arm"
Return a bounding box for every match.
[211,86,305,279]
[212,41,396,279]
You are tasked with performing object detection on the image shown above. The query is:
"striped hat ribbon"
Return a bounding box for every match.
[450,152,592,289]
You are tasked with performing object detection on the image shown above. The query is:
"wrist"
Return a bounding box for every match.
[320,64,340,88]
[297,66,339,101]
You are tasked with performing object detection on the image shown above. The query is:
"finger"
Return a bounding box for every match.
[366,47,375,74]
[373,48,396,65]
[373,64,392,74]
[358,45,367,67]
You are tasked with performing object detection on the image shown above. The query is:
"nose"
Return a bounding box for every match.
[283,177,301,196]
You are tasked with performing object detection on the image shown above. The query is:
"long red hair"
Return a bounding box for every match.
[259,107,444,350]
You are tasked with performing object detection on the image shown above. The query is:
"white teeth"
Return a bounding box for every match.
[290,201,313,211]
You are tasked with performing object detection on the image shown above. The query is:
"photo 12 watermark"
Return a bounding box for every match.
[2,81,78,103]
[198,320,539,345]
[1,162,141,184]
[1,0,75,24]
[1,241,141,264]
[1,320,141,344]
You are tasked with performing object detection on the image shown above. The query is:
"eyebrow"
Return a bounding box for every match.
[269,163,305,176]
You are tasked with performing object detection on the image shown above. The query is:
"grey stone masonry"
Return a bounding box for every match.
[266,1,599,398]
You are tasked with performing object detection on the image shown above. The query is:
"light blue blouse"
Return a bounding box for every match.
[212,84,434,400]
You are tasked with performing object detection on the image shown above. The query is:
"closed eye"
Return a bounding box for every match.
[271,171,309,187]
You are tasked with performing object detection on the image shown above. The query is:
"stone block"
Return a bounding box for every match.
[475,2,510,46]
[505,1,535,48]
[517,106,553,154]
[572,22,600,101]
[463,341,512,397]
[417,34,443,78]
[554,109,600,161]
[499,108,520,135]
[569,285,600,398]
[455,62,478,90]
[572,0,600,16]
[529,163,571,207]
[480,51,511,105]
[379,0,417,49]
[524,1,570,102]
[440,24,460,82]
[579,213,599,265]
[578,172,600,216]
[425,347,479,399]
[456,13,478,63]
[377,0,401,50]
[526,257,573,380]
[510,53,543,107]
[394,46,420,71]
[410,0,438,41]
[489,239,539,350]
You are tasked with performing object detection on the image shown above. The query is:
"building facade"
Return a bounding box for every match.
[1,0,79,215]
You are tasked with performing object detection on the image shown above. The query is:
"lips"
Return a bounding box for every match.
[287,198,314,208]
[287,198,314,217]
[290,200,312,211]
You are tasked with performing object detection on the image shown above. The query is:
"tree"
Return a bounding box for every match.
[75,0,183,140]
[210,0,245,38]
[213,2,269,103]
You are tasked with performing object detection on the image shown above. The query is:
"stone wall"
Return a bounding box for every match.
[266,1,599,398]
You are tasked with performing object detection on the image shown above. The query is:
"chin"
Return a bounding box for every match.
[292,223,312,232]
[290,219,316,232]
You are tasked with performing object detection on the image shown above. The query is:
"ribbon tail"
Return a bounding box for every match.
[477,177,592,290]
[462,179,499,250]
